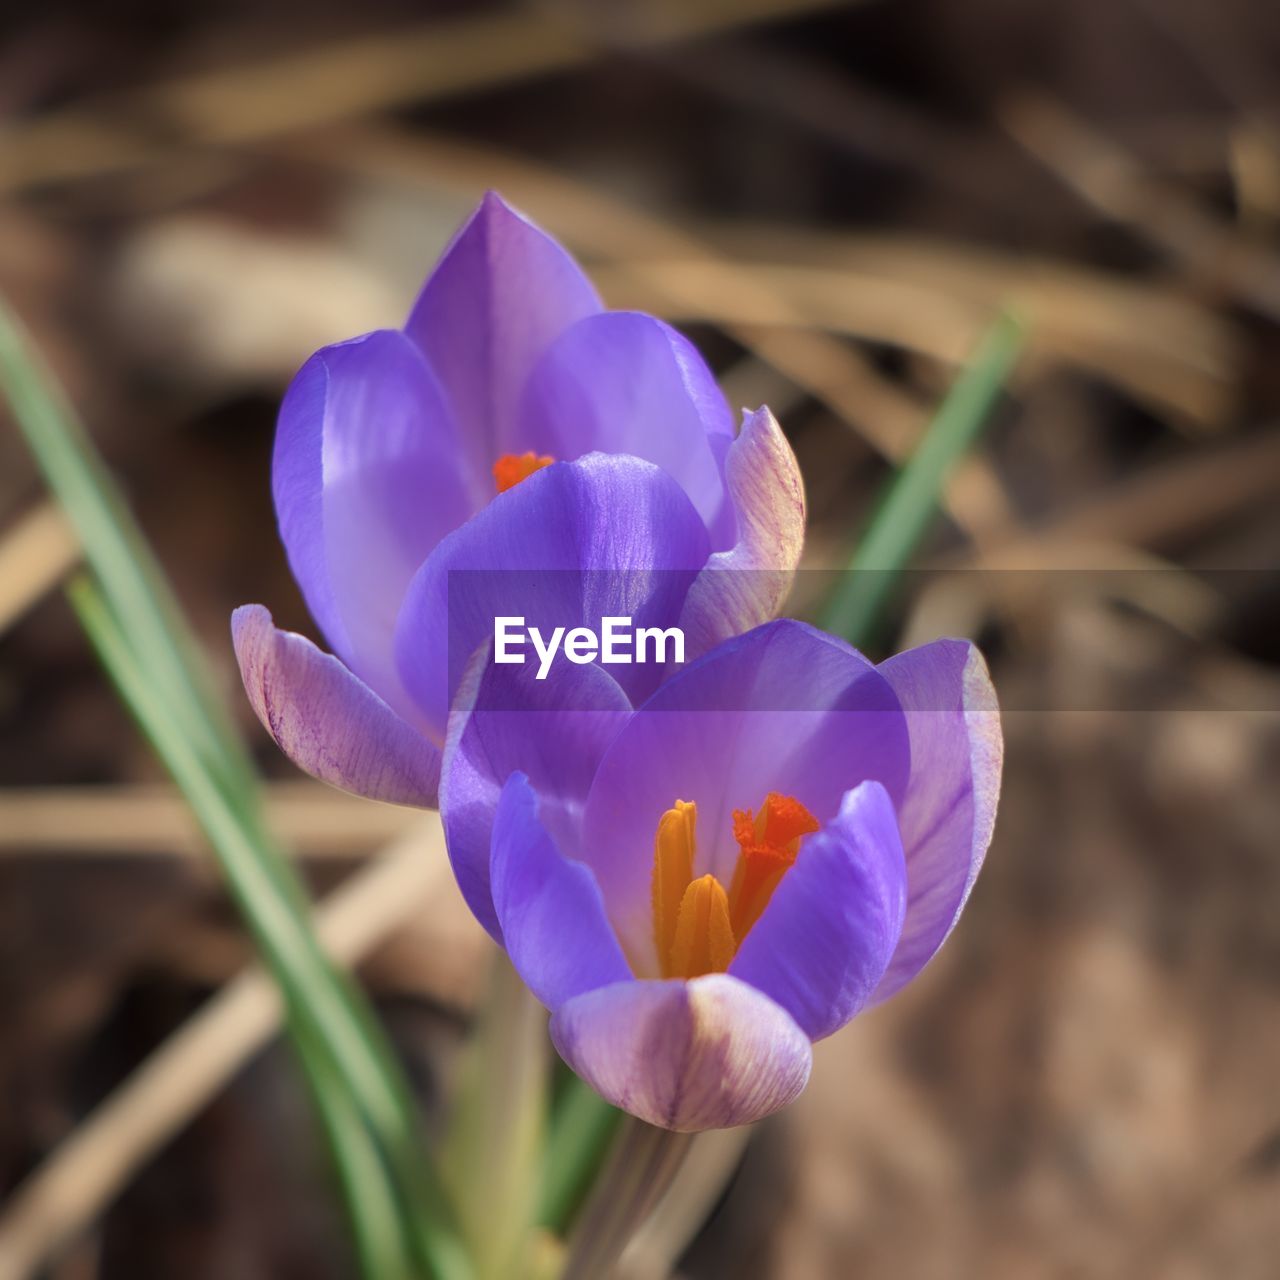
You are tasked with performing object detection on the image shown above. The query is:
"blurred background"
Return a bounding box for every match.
[1,0,1279,1277]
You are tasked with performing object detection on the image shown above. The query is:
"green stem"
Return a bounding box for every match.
[558,1118,694,1280]
[443,955,548,1280]
[537,1078,623,1233]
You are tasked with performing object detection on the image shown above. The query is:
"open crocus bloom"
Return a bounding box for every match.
[444,620,1001,1130]
[232,192,803,807]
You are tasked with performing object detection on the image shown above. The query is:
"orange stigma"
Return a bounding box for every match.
[493,450,554,493]
[650,792,818,979]
[728,793,820,939]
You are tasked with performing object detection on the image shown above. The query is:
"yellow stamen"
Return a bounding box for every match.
[493,450,554,493]
[667,875,735,979]
[652,801,697,978]
[649,792,819,977]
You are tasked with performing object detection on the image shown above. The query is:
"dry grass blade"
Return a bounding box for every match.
[0,781,415,858]
[0,816,450,1280]
[1000,91,1280,325]
[592,251,1237,432]
[954,427,1280,564]
[708,224,1236,380]
[0,501,80,633]
[0,0,852,194]
[643,35,1023,219]
[1230,123,1280,232]
[899,540,1223,655]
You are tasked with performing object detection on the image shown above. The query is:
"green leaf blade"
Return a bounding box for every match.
[821,308,1027,649]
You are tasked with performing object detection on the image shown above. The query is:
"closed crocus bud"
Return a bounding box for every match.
[233,193,803,809]
[444,620,1001,1130]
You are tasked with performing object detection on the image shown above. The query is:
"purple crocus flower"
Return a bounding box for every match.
[232,193,803,807]
[443,620,1001,1130]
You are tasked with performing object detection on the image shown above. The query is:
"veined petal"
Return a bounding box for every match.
[405,192,602,481]
[550,974,811,1131]
[515,311,734,544]
[490,773,632,1008]
[441,647,631,939]
[678,407,805,658]
[393,453,710,739]
[272,329,472,717]
[232,604,440,807]
[730,781,907,1040]
[582,620,909,973]
[870,639,1003,1002]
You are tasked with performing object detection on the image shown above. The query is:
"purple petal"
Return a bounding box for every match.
[404,192,602,481]
[490,773,632,1008]
[870,639,1003,1002]
[678,407,805,658]
[550,974,811,1131]
[232,604,440,807]
[393,453,710,739]
[272,329,473,716]
[515,312,735,544]
[581,620,910,973]
[440,648,632,939]
[730,781,907,1040]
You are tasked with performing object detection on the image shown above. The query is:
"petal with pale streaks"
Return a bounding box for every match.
[870,638,1002,1002]
[678,407,805,658]
[550,974,812,1131]
[232,604,439,807]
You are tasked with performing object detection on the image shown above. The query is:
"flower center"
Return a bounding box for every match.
[492,451,554,493]
[651,792,819,979]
